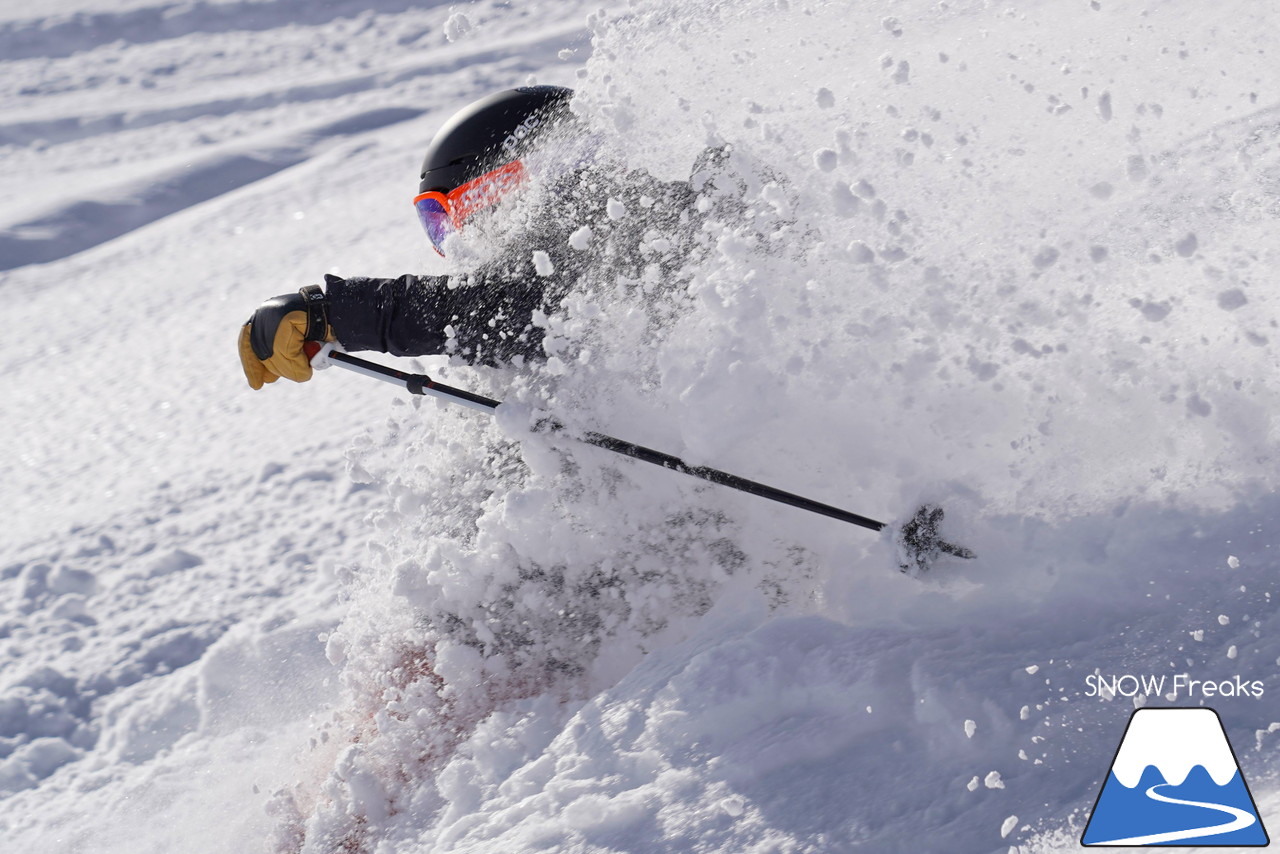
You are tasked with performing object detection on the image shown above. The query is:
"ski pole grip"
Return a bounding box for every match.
[304,341,339,370]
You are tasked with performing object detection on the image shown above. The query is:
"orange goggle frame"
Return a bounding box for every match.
[412,160,527,256]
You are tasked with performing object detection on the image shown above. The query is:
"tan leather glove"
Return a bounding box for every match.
[239,286,330,390]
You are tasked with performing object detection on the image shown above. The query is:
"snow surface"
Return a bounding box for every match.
[2,0,1279,852]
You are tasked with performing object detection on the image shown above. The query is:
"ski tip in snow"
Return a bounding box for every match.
[895,504,976,575]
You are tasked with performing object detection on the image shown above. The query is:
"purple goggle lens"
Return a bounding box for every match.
[414,196,455,256]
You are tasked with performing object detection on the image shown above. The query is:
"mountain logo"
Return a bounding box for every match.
[1082,707,1270,847]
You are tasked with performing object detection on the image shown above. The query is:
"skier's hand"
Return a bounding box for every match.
[239,286,330,390]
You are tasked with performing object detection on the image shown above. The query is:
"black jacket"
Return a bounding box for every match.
[323,160,712,366]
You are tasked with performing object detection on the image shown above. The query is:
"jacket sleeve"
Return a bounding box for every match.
[323,271,549,366]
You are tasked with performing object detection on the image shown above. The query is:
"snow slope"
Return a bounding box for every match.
[1,1,1278,852]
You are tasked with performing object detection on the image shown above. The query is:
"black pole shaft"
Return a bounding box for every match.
[326,350,886,532]
[576,430,886,531]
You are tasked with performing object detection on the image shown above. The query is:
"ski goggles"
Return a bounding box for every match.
[412,160,528,256]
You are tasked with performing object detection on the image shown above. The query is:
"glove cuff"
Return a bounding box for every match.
[299,284,329,342]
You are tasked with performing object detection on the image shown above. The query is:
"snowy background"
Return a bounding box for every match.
[2,0,1279,851]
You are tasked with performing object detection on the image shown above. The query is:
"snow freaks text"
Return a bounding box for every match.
[1085,674,1266,701]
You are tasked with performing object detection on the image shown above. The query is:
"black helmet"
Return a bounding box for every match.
[418,86,574,195]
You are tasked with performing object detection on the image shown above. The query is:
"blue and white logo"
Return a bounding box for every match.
[1082,707,1269,846]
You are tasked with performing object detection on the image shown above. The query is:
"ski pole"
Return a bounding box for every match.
[308,345,888,532]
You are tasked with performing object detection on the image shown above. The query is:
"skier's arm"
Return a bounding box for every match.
[238,272,548,389]
[324,272,546,365]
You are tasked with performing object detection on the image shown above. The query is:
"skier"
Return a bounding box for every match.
[238,85,701,389]
[236,85,973,569]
